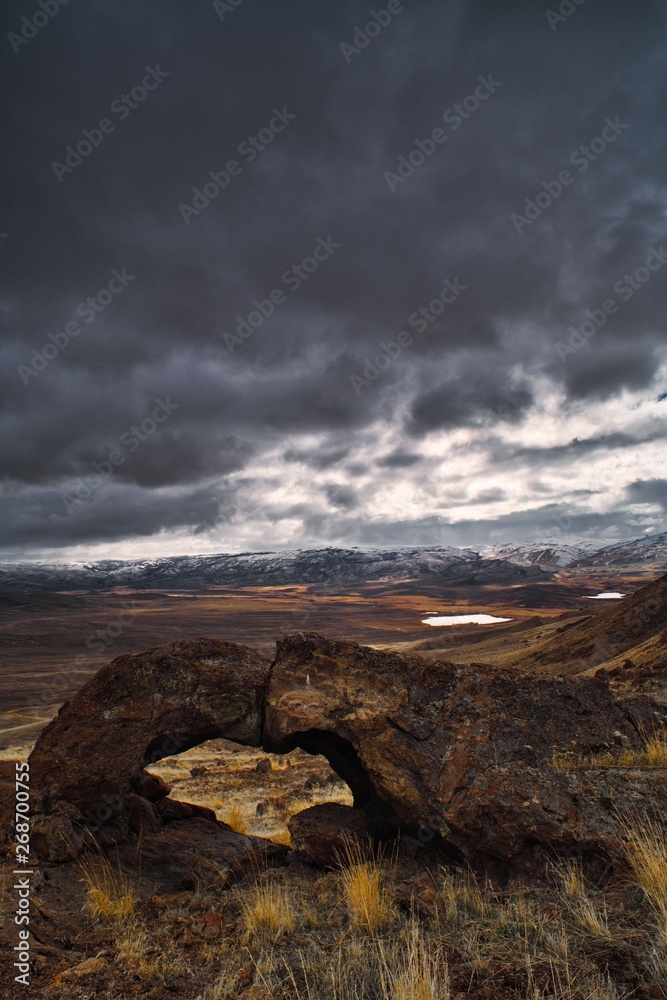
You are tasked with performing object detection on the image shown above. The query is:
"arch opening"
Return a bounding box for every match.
[264,728,405,840]
[144,735,354,845]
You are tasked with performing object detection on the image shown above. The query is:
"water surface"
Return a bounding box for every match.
[422,613,513,626]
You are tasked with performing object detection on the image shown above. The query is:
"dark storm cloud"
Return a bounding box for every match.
[376,451,423,468]
[325,483,359,511]
[2,0,666,554]
[407,374,534,435]
[0,481,236,549]
[297,502,644,551]
[561,343,661,400]
[487,424,667,470]
[283,444,352,470]
[624,479,667,509]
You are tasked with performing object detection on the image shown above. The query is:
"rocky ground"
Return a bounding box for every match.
[1,575,666,998]
[2,760,667,999]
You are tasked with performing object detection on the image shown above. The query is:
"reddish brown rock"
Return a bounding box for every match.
[288,803,369,866]
[155,797,217,823]
[25,627,667,876]
[395,871,441,918]
[265,633,666,873]
[112,816,286,896]
[28,637,270,857]
[132,769,172,802]
[125,793,161,835]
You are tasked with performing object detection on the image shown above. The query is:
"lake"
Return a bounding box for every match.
[422,613,513,627]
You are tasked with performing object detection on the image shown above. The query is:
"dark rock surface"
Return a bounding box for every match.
[288,803,369,866]
[22,626,667,875]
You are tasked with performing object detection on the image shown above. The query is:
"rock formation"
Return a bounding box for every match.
[27,637,271,859]
[24,627,667,875]
[265,633,667,874]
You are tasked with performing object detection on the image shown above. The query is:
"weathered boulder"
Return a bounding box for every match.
[28,637,271,857]
[25,629,667,876]
[288,803,369,866]
[265,633,667,873]
[132,769,171,802]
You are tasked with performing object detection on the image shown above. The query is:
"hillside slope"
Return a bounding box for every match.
[501,574,667,675]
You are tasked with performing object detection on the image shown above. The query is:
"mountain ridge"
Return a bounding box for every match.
[1,533,666,592]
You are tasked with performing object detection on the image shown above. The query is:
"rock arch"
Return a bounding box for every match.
[26,631,667,876]
[264,727,403,838]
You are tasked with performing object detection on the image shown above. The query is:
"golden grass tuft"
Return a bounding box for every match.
[439,868,487,921]
[645,732,667,769]
[114,922,192,982]
[553,731,667,771]
[338,837,396,929]
[571,897,613,942]
[381,924,451,1000]
[556,860,587,900]
[77,849,136,923]
[223,803,249,834]
[241,880,298,939]
[621,814,667,927]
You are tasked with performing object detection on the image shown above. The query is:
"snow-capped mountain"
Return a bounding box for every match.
[482,543,595,569]
[0,546,545,592]
[567,532,667,571]
[1,535,664,592]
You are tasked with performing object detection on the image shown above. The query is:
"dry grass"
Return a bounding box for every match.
[77,848,136,923]
[91,850,664,1000]
[276,927,450,1000]
[223,802,249,834]
[556,860,587,900]
[433,864,635,990]
[553,731,667,771]
[241,880,298,940]
[115,920,196,983]
[379,925,450,1000]
[338,838,396,929]
[570,898,613,942]
[645,731,667,768]
[439,868,487,920]
[621,814,667,927]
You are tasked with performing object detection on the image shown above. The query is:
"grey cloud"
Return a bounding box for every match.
[2,0,666,555]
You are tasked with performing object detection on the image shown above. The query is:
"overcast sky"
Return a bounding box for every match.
[2,0,666,563]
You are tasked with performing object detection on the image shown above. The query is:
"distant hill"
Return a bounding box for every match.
[0,546,548,592]
[566,531,667,574]
[482,543,595,569]
[1,532,665,593]
[580,628,667,678]
[503,574,667,675]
